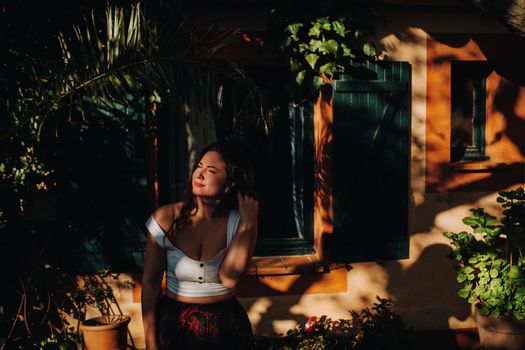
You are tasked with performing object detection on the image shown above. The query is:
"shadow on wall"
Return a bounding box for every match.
[385,243,471,329]
[240,243,472,336]
[238,271,327,336]
[239,244,471,335]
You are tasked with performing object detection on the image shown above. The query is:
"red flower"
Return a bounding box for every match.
[303,322,313,333]
[303,316,317,333]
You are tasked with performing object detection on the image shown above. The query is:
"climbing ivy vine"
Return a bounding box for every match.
[281,16,378,93]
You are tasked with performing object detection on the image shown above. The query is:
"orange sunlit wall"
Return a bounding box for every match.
[425,34,525,192]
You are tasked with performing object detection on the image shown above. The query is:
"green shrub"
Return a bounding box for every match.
[444,187,525,319]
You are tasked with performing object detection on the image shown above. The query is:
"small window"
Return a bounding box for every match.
[451,61,492,162]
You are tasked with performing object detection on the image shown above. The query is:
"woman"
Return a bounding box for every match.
[141,142,259,350]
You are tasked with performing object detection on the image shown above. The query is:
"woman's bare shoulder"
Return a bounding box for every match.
[152,202,184,232]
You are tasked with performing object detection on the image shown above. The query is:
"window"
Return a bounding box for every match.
[158,65,315,257]
[451,61,492,162]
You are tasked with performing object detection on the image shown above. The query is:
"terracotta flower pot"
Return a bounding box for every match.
[475,307,525,350]
[80,315,131,350]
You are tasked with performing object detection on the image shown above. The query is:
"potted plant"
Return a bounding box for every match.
[443,187,525,350]
[72,270,135,350]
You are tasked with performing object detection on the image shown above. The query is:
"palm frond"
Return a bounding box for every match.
[2,2,269,146]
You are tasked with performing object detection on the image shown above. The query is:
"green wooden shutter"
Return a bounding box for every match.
[329,61,410,262]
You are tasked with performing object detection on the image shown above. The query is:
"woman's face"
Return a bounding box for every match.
[192,151,229,197]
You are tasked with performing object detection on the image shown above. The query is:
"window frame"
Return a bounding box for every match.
[450,61,492,163]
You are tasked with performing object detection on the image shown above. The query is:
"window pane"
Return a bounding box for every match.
[451,61,491,162]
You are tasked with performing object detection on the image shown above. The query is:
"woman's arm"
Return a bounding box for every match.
[219,193,259,289]
[141,220,167,350]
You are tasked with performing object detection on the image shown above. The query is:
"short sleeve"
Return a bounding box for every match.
[145,214,174,249]
[226,210,241,247]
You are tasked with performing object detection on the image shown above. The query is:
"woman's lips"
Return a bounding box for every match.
[194,182,205,187]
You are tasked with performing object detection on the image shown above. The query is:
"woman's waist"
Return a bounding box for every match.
[165,289,236,304]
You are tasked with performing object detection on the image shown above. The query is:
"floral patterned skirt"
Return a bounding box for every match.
[156,295,255,350]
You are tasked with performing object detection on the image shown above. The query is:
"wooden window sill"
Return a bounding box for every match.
[247,254,324,276]
[452,161,506,173]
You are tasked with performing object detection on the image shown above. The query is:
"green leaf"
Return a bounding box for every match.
[465,266,474,274]
[297,43,309,54]
[489,278,502,287]
[309,39,323,52]
[323,39,338,55]
[513,310,525,320]
[490,269,499,278]
[341,43,355,58]
[308,24,321,38]
[457,274,467,283]
[312,76,324,91]
[468,257,478,264]
[510,265,521,279]
[286,23,304,36]
[479,306,490,316]
[476,262,486,269]
[332,20,345,37]
[458,288,470,298]
[463,217,478,226]
[305,53,319,69]
[363,42,376,57]
[295,70,306,86]
[317,17,331,30]
[485,217,497,226]
[319,62,334,76]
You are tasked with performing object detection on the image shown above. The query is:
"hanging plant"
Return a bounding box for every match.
[281,15,378,94]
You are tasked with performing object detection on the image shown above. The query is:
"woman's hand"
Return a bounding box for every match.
[237,192,259,226]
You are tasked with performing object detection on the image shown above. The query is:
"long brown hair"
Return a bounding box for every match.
[170,141,255,234]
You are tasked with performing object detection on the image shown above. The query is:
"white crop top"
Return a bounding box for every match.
[145,210,241,297]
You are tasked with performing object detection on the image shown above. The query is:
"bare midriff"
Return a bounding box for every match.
[165,289,236,304]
